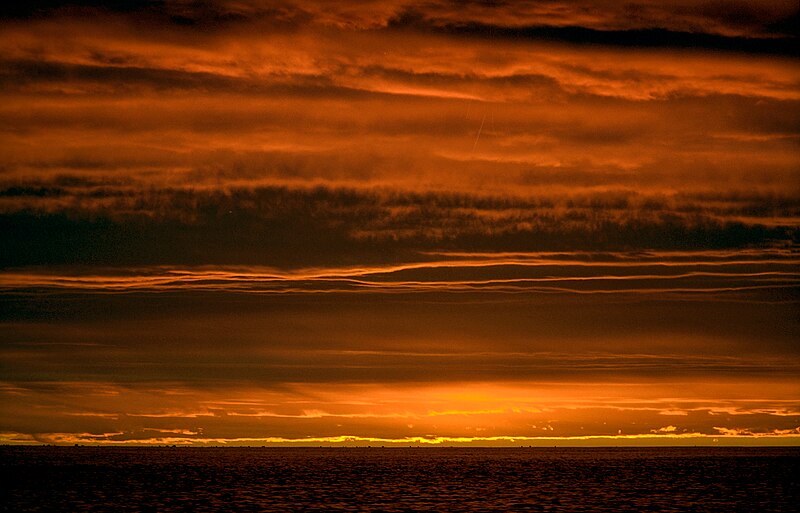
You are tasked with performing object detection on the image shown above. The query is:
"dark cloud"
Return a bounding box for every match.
[767,10,800,37]
[388,13,799,57]
[0,1,308,30]
[6,1,798,47]
[0,1,165,19]
[690,0,799,37]
[1,186,796,268]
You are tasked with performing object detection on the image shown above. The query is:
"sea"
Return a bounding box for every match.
[2,446,798,512]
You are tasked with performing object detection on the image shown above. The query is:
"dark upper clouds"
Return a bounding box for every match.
[1,185,797,268]
[2,13,797,185]
[0,1,308,30]
[3,1,798,40]
[0,1,164,19]
[387,11,799,57]
[382,1,800,38]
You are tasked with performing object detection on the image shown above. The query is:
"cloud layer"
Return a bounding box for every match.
[1,1,798,445]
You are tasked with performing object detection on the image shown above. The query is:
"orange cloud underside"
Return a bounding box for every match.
[2,380,799,446]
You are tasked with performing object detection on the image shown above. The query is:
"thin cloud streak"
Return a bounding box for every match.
[2,246,798,300]
[2,269,798,296]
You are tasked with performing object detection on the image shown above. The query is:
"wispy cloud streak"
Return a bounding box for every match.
[2,252,798,297]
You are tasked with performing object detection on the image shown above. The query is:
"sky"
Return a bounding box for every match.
[0,0,798,446]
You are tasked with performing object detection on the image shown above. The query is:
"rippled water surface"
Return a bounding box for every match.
[3,446,798,512]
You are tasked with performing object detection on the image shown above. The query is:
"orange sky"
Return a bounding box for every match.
[0,0,798,446]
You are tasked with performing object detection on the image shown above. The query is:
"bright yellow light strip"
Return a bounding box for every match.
[4,432,800,446]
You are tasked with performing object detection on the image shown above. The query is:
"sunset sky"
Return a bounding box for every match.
[1,0,798,446]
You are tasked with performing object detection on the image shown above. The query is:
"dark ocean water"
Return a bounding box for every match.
[2,446,798,512]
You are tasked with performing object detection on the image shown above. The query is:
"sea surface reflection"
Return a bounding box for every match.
[3,447,798,512]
